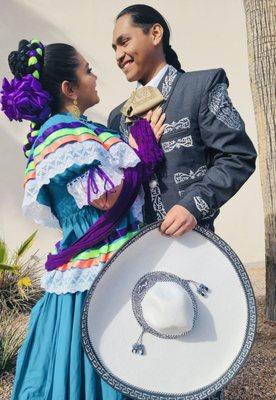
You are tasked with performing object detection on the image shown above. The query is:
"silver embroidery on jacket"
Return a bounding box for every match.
[193,196,217,220]
[174,165,207,184]
[161,65,178,99]
[208,83,243,130]
[162,135,193,153]
[149,175,166,220]
[119,114,130,142]
[119,65,178,221]
[145,65,177,220]
[164,117,191,134]
[194,196,210,217]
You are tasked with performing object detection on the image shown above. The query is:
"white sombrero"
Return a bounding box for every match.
[82,222,256,400]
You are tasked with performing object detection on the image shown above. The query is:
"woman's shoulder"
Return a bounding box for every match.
[39,112,93,133]
[31,113,101,155]
[22,114,111,229]
[38,113,121,138]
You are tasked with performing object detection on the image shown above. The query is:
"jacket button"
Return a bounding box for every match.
[149,179,158,189]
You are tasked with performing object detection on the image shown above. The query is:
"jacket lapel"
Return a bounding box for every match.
[118,66,182,222]
[158,65,180,105]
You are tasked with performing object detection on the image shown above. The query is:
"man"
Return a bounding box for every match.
[108,8,256,397]
[108,4,256,244]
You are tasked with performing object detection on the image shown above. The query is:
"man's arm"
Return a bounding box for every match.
[161,68,257,235]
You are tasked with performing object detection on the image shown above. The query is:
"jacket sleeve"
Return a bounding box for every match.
[107,107,121,131]
[107,111,113,129]
[177,68,257,222]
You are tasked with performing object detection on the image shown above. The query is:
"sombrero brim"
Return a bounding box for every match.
[82,222,256,400]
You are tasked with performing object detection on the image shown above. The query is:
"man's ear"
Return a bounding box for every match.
[61,80,77,100]
[151,23,164,46]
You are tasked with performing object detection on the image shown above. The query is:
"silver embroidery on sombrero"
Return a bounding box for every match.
[174,165,207,184]
[208,390,225,400]
[131,271,209,355]
[81,222,256,399]
[164,116,191,134]
[208,83,243,130]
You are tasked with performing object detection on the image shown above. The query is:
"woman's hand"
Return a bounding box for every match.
[129,107,166,149]
[146,106,166,142]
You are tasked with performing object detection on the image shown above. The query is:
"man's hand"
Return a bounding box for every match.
[160,205,197,237]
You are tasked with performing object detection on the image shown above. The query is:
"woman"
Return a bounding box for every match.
[1,39,165,400]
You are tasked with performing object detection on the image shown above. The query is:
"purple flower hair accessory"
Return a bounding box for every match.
[0,74,51,123]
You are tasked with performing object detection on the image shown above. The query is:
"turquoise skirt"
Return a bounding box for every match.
[11,291,125,400]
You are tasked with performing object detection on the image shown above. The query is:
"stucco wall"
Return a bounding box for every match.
[0,0,264,265]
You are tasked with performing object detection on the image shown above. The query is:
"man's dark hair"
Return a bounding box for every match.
[116,4,184,72]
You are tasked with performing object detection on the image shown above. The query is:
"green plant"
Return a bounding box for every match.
[0,310,28,375]
[0,231,43,312]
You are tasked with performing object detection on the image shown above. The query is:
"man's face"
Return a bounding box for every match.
[112,14,157,83]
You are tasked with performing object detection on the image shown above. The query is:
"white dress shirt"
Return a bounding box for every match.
[137,64,169,88]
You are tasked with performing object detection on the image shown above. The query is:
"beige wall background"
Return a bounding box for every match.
[0,0,264,265]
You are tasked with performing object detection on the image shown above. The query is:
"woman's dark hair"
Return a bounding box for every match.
[8,40,80,157]
[116,4,184,72]
[9,41,80,115]
[41,43,80,114]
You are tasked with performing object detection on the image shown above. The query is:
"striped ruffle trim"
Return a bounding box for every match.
[53,224,141,272]
[41,226,141,294]
[24,122,123,186]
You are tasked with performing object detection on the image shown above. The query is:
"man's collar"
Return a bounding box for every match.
[137,64,169,89]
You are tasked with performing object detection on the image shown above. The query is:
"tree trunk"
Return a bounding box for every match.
[243,0,276,320]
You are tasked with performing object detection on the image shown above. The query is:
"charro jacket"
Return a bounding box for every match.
[108,66,257,228]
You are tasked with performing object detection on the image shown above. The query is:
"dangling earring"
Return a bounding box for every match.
[69,99,81,119]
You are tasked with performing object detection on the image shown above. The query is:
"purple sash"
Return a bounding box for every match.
[45,119,163,271]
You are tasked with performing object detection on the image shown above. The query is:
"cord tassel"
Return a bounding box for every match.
[87,166,116,203]
[132,330,146,356]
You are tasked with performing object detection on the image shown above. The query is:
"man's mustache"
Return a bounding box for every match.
[118,57,134,69]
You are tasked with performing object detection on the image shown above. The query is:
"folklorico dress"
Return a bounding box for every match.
[11,112,145,400]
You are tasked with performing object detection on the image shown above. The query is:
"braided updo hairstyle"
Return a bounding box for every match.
[116,4,184,72]
[7,39,80,157]
[9,39,44,80]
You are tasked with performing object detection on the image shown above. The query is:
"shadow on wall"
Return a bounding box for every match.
[0,120,26,214]
[0,120,61,255]
[0,0,72,79]
[0,0,105,250]
[0,0,72,218]
[0,0,105,122]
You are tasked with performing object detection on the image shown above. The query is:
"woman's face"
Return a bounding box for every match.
[74,53,99,112]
